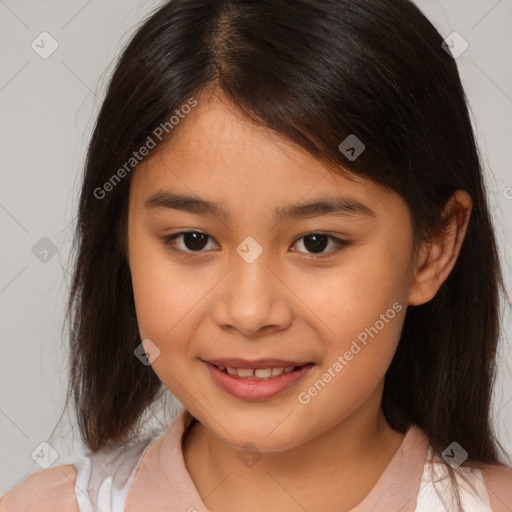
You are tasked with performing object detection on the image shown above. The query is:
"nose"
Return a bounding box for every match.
[212,248,294,337]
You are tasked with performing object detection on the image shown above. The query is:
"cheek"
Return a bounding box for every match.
[128,244,204,399]
[294,256,407,426]
[300,239,410,372]
[129,248,170,339]
[128,229,186,343]
[128,231,216,359]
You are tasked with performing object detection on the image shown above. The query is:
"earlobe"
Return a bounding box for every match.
[408,190,473,306]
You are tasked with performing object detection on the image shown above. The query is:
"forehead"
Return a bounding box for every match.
[129,93,402,220]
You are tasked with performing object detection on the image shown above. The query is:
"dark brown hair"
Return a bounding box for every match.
[59,0,509,508]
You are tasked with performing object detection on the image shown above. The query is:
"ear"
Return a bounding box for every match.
[408,190,473,306]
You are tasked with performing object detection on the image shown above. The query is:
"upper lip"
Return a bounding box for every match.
[203,358,312,369]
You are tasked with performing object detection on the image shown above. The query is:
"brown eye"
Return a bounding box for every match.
[161,231,348,258]
[181,232,209,250]
[162,231,218,253]
[292,233,348,257]
[302,234,329,253]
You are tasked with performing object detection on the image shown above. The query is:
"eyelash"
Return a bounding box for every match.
[160,231,349,259]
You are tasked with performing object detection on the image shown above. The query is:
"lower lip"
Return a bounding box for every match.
[203,361,314,400]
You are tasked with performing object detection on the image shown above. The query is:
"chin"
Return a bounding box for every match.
[209,420,307,453]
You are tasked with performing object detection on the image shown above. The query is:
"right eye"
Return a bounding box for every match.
[160,231,219,253]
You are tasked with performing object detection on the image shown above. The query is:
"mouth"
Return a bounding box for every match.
[203,358,313,380]
[202,359,315,400]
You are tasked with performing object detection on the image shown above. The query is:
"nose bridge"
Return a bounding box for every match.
[233,244,269,295]
[213,236,292,334]
[230,236,275,307]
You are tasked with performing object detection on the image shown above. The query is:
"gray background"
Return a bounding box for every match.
[1,0,511,495]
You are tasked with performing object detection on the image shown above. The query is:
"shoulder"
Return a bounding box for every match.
[481,463,512,512]
[0,464,78,512]
[417,448,512,512]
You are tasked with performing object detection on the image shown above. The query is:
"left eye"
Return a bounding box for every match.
[292,233,347,257]
[161,231,348,257]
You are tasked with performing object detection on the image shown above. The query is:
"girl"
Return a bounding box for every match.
[2,0,511,511]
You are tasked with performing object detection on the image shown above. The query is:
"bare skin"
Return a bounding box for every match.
[127,90,472,512]
[182,384,406,512]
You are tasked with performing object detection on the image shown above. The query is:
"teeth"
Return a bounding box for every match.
[237,368,254,377]
[220,365,299,379]
[254,368,272,378]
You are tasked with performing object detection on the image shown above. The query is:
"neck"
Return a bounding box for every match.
[182,386,406,512]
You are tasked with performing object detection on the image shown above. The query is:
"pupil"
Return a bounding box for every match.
[184,232,208,250]
[182,233,328,253]
[304,234,327,253]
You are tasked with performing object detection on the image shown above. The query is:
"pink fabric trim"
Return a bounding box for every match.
[126,408,430,511]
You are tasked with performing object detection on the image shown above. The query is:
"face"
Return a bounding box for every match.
[127,92,417,452]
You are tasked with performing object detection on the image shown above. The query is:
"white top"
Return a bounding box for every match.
[71,413,495,512]
[73,436,157,512]
[417,450,493,511]
[74,453,494,512]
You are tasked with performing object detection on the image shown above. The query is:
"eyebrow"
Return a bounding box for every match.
[144,190,376,221]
